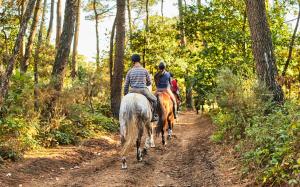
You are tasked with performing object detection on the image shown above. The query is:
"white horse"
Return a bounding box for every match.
[119,91,155,169]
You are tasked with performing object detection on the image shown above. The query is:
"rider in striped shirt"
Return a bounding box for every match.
[124,54,158,122]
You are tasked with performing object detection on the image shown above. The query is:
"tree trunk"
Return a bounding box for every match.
[1,30,9,64]
[0,0,36,108]
[46,0,54,43]
[142,0,149,67]
[185,71,193,109]
[161,0,164,21]
[183,0,187,9]
[19,1,26,58]
[33,0,47,111]
[71,0,81,78]
[21,0,42,73]
[56,0,62,48]
[246,0,284,103]
[178,0,192,108]
[126,0,132,40]
[44,0,77,119]
[282,1,300,76]
[52,0,77,90]
[242,9,247,60]
[111,0,126,118]
[109,18,116,89]
[93,0,100,69]
[197,0,201,12]
[178,0,186,47]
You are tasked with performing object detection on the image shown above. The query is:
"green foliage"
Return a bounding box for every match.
[212,69,300,185]
[0,56,117,157]
[37,62,118,147]
[38,103,118,147]
[242,102,300,185]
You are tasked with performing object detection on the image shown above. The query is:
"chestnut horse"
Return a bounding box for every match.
[156,91,175,145]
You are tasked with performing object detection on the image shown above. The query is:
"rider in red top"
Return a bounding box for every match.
[171,78,179,93]
[170,73,181,107]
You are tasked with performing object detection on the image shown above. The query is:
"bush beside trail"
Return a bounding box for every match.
[211,69,300,186]
[0,67,118,161]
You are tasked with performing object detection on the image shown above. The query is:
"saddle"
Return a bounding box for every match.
[130,89,156,116]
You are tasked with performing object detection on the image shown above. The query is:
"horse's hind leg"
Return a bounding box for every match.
[144,122,155,150]
[120,121,127,169]
[150,122,155,147]
[167,119,173,140]
[121,136,127,169]
[161,127,166,146]
[136,124,143,161]
[121,156,127,169]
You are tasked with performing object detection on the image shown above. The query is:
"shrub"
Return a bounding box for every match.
[0,65,118,159]
[211,68,300,185]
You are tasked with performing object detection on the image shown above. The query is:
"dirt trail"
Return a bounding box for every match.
[0,111,247,187]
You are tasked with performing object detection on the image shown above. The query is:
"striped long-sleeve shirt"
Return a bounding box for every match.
[124,66,151,95]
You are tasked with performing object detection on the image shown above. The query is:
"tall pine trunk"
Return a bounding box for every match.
[19,1,26,59]
[43,0,77,119]
[71,0,81,78]
[246,0,284,103]
[282,1,300,77]
[109,18,116,89]
[21,0,42,73]
[56,0,62,48]
[111,0,126,118]
[0,0,36,108]
[161,0,164,21]
[178,0,192,109]
[178,0,186,47]
[142,0,149,67]
[126,0,132,40]
[46,0,55,43]
[34,0,47,111]
[93,0,100,69]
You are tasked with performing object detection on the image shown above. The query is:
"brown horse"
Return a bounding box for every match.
[156,91,175,145]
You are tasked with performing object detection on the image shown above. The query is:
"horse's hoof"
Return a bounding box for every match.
[142,148,148,155]
[121,163,127,170]
[150,144,155,148]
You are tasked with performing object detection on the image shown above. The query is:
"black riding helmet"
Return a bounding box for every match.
[158,61,166,70]
[131,54,141,62]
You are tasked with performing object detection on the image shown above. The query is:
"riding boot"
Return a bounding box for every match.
[151,101,159,122]
[173,105,177,119]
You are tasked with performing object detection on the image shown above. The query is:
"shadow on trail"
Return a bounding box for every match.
[0,112,235,187]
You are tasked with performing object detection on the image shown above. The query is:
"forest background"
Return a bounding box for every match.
[0,0,299,185]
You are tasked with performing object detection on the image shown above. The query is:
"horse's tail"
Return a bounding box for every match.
[156,93,165,136]
[120,105,138,156]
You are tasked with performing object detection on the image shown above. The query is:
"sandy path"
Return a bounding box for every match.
[0,111,246,187]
